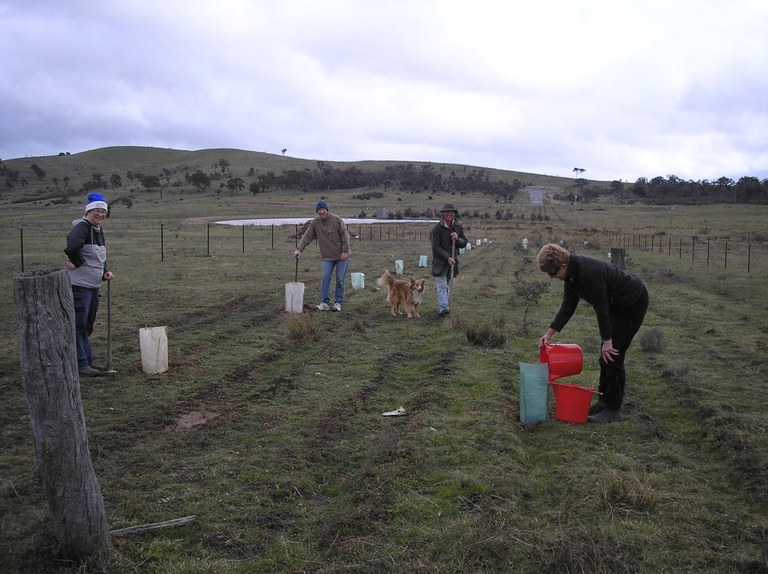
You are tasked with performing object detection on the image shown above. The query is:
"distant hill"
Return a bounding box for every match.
[0,146,584,205]
[5,146,763,206]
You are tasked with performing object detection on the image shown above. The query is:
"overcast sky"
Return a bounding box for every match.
[2,0,767,182]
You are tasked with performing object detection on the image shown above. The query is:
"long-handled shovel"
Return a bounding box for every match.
[105,280,117,374]
[285,253,305,313]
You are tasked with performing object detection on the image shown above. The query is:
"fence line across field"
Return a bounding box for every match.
[12,222,764,274]
[600,229,762,273]
[14,223,436,272]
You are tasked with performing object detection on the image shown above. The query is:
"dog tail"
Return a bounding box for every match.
[376,270,394,287]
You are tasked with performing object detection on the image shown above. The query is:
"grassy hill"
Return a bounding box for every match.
[2,145,581,206]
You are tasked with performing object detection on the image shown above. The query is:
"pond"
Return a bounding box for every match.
[216,218,437,226]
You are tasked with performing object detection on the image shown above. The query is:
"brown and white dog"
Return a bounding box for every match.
[376,270,426,318]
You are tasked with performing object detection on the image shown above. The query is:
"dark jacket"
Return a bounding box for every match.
[65,218,108,288]
[550,254,646,340]
[430,221,468,277]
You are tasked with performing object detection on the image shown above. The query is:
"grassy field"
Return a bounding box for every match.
[1,153,767,573]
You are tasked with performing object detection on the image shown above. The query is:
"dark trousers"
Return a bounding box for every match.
[599,287,649,409]
[72,286,100,368]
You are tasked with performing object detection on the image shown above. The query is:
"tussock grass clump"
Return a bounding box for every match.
[461,316,507,348]
[600,468,660,513]
[284,312,321,340]
[351,315,366,333]
[639,327,664,352]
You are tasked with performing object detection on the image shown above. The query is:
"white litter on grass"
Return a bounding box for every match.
[382,406,406,417]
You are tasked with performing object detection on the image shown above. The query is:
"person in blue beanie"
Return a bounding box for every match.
[294,200,350,311]
[64,192,116,376]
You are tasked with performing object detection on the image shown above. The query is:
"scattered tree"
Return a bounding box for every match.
[226,177,244,196]
[30,164,46,180]
[188,170,211,191]
[141,175,161,191]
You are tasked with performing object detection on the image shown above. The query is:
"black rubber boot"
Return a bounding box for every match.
[588,401,605,416]
[587,408,622,424]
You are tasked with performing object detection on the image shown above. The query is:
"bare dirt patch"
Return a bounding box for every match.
[171,409,221,432]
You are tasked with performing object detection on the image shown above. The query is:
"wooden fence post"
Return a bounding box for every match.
[20,228,25,272]
[13,268,110,557]
[611,248,626,269]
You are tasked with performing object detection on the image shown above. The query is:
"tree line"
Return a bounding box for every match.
[627,175,766,204]
[2,156,767,205]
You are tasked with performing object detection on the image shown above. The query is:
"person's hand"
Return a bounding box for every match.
[539,328,556,347]
[601,339,619,363]
[341,252,350,260]
[294,250,301,259]
[450,232,458,241]
[448,257,455,266]
[64,261,75,270]
[104,272,115,281]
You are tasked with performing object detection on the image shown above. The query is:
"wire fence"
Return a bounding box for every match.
[601,230,764,274]
[8,221,765,275]
[11,222,437,273]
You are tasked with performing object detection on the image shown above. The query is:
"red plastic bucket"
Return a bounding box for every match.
[550,381,595,424]
[540,343,583,382]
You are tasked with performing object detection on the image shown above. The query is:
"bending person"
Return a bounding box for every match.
[537,243,648,423]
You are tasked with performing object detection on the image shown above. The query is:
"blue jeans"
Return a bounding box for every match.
[434,274,452,312]
[72,286,100,368]
[320,259,348,304]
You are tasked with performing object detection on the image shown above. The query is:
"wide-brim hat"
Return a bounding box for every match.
[440,203,458,215]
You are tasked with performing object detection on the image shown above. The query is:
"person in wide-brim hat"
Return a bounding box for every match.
[430,203,467,317]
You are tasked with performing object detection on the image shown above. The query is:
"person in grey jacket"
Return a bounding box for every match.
[294,200,350,312]
[64,193,115,376]
[537,243,648,423]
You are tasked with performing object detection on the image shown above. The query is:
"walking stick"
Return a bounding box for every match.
[106,280,117,374]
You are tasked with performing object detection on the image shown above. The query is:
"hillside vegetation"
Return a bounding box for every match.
[3,146,766,212]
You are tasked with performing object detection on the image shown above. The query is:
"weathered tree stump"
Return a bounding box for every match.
[13,268,109,557]
[611,247,626,269]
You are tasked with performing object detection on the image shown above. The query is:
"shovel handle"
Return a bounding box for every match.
[106,280,113,371]
[295,256,299,282]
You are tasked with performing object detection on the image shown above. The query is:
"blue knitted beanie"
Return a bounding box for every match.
[85,192,108,213]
